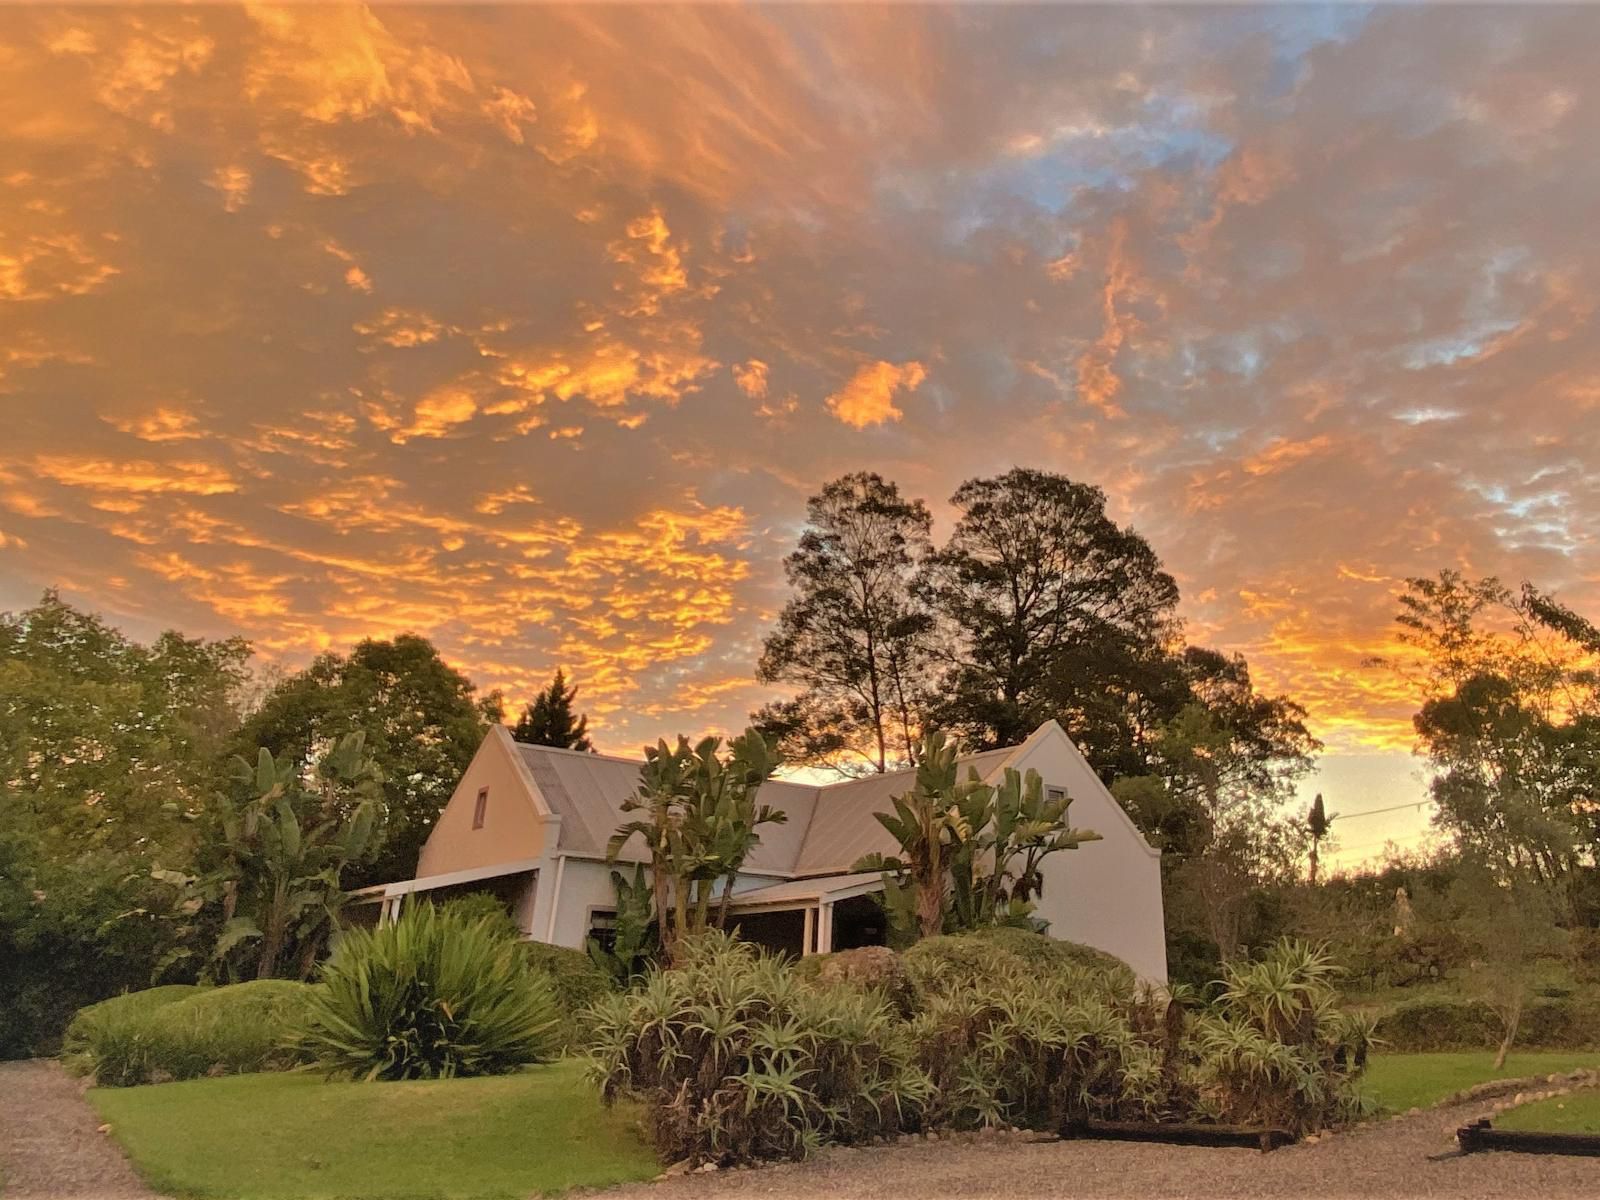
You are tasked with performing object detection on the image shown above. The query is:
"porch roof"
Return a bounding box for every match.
[727,870,885,910]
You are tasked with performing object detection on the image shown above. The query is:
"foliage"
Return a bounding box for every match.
[587,863,659,985]
[88,1060,659,1200]
[608,729,783,960]
[1379,570,1600,882]
[1193,940,1377,1133]
[156,736,382,981]
[588,931,931,1164]
[593,931,1375,1165]
[69,980,317,1087]
[231,634,502,887]
[0,590,250,861]
[511,668,594,751]
[922,468,1180,751]
[856,731,1098,941]
[1449,864,1572,1067]
[755,472,935,774]
[0,592,248,1055]
[1376,994,1600,1052]
[295,901,559,1080]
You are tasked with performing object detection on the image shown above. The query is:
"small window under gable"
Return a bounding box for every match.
[472,787,489,830]
[1046,786,1068,804]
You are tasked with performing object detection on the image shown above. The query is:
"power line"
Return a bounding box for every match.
[1331,798,1436,822]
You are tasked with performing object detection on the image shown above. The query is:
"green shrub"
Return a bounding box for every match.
[1376,994,1600,1051]
[63,985,200,1060]
[520,941,614,1051]
[902,929,1134,1005]
[1193,941,1376,1133]
[73,981,315,1087]
[296,902,560,1080]
[588,931,931,1165]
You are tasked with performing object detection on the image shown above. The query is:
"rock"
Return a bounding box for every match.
[663,1158,693,1178]
[1406,1107,1422,1116]
[697,1161,720,1173]
[1303,1135,1319,1145]
[97,1123,112,1134]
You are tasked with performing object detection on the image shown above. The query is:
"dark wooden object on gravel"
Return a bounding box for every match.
[1065,1118,1297,1152]
[1456,1117,1600,1157]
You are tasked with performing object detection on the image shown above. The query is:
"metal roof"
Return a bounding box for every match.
[727,870,886,908]
[515,740,1020,879]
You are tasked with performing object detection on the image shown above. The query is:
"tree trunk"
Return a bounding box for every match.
[1493,994,1524,1070]
[1308,840,1320,886]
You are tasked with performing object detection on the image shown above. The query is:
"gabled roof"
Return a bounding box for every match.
[515,740,1021,880]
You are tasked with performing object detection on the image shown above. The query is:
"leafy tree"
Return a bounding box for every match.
[231,634,501,887]
[1305,793,1334,885]
[922,469,1180,750]
[855,730,1099,941]
[0,590,250,861]
[512,669,593,751]
[1116,701,1313,960]
[608,729,784,960]
[756,473,934,774]
[1379,571,1600,883]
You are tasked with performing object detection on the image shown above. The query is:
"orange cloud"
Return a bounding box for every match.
[825,360,928,428]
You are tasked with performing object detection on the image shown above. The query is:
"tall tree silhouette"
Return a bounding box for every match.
[513,669,594,752]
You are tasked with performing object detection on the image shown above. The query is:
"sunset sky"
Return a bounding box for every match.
[3,4,1597,868]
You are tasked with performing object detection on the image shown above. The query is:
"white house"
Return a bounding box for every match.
[353,720,1168,981]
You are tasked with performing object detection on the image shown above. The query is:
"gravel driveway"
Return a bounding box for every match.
[0,1060,165,1200]
[602,1095,1600,1200]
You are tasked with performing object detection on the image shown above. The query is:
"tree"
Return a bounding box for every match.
[756,473,934,774]
[1306,793,1334,885]
[923,468,1180,750]
[231,634,502,887]
[1117,700,1313,960]
[607,729,784,961]
[1452,863,1570,1069]
[1379,571,1599,884]
[855,730,1099,941]
[512,669,593,751]
[0,591,250,862]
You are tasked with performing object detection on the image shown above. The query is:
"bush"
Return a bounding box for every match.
[520,941,614,1050]
[296,902,560,1080]
[902,929,1135,1004]
[807,945,915,1015]
[72,981,315,1087]
[1194,941,1375,1133]
[1376,994,1600,1051]
[588,931,931,1165]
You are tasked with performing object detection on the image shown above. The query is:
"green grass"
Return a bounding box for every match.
[88,1059,659,1200]
[1498,1089,1600,1133]
[1362,1050,1600,1113]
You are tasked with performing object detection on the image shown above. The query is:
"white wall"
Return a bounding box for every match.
[1010,726,1168,983]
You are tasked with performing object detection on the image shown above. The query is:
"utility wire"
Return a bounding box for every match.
[1331,798,1436,822]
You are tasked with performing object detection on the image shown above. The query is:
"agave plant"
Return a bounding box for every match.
[295,901,559,1080]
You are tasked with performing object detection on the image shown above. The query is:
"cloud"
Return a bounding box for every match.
[0,2,1598,816]
[825,361,929,429]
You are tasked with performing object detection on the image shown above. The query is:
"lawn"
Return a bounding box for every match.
[1498,1088,1600,1133]
[1361,1050,1600,1113]
[88,1059,659,1200]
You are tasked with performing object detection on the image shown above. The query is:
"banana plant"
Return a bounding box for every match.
[159,732,382,981]
[857,730,1100,940]
[609,728,783,961]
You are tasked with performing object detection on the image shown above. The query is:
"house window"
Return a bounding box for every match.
[587,910,618,954]
[472,788,489,830]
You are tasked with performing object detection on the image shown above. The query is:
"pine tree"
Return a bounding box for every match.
[512,669,594,751]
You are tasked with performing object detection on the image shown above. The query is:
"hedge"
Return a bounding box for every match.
[69,980,318,1086]
[1375,994,1600,1052]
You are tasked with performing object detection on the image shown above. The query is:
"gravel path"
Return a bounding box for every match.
[603,1096,1600,1200]
[0,1060,165,1200]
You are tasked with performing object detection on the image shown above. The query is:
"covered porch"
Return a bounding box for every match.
[345,857,541,932]
[725,871,887,958]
